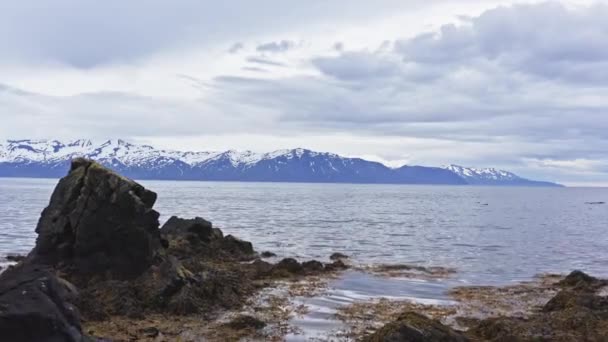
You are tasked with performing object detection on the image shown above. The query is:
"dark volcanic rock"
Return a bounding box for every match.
[30,158,163,280]
[161,216,254,261]
[364,311,469,342]
[160,216,221,242]
[0,263,84,342]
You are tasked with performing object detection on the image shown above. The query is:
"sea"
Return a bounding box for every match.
[1,178,606,339]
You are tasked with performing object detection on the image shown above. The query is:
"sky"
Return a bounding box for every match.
[0,0,607,186]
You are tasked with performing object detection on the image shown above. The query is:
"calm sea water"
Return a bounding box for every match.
[1,178,607,281]
[1,178,606,338]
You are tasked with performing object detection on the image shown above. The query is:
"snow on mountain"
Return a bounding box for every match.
[444,164,561,187]
[0,139,561,186]
[444,164,520,181]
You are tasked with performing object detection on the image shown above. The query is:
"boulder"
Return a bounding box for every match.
[260,251,277,258]
[330,252,349,261]
[0,263,84,342]
[364,312,469,342]
[30,158,162,280]
[160,216,222,242]
[161,216,254,261]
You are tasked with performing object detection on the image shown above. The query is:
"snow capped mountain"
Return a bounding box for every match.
[445,165,520,181]
[444,164,561,187]
[0,139,561,186]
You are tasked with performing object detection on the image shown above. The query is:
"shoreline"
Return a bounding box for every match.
[0,159,606,341]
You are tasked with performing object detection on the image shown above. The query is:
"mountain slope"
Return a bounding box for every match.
[444,164,562,187]
[0,139,561,186]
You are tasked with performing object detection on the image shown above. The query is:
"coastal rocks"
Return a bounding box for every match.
[30,158,163,280]
[0,263,84,342]
[363,312,469,342]
[469,270,608,341]
[160,216,254,261]
[255,257,350,278]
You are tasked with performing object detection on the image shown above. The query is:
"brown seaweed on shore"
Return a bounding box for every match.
[356,271,608,341]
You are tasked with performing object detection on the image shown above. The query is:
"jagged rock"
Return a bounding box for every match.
[364,312,469,342]
[0,263,84,342]
[161,216,254,261]
[160,216,222,242]
[30,158,163,280]
[221,235,254,256]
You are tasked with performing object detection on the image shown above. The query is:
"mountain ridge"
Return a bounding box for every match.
[0,139,562,186]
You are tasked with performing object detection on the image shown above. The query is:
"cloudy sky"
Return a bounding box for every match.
[1,0,606,185]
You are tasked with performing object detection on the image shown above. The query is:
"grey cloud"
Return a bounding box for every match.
[313,52,401,81]
[228,42,245,54]
[0,0,432,68]
[395,2,608,84]
[256,40,294,53]
[205,3,608,181]
[246,57,286,67]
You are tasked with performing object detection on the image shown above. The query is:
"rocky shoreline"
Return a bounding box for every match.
[0,159,606,341]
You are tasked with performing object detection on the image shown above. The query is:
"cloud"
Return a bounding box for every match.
[256,40,294,53]
[246,57,286,67]
[394,2,608,84]
[0,0,429,68]
[228,42,245,54]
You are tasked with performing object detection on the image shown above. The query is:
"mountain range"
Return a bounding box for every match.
[0,139,562,187]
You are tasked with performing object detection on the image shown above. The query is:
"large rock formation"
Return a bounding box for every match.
[30,158,163,280]
[0,263,85,342]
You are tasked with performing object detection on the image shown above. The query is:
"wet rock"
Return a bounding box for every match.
[161,216,255,261]
[325,259,349,272]
[223,315,266,330]
[330,252,349,261]
[5,254,26,263]
[469,271,608,341]
[221,235,254,257]
[275,258,303,274]
[160,216,221,242]
[0,263,84,342]
[302,260,325,272]
[30,158,163,280]
[364,311,469,342]
[558,270,601,288]
[261,251,277,258]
